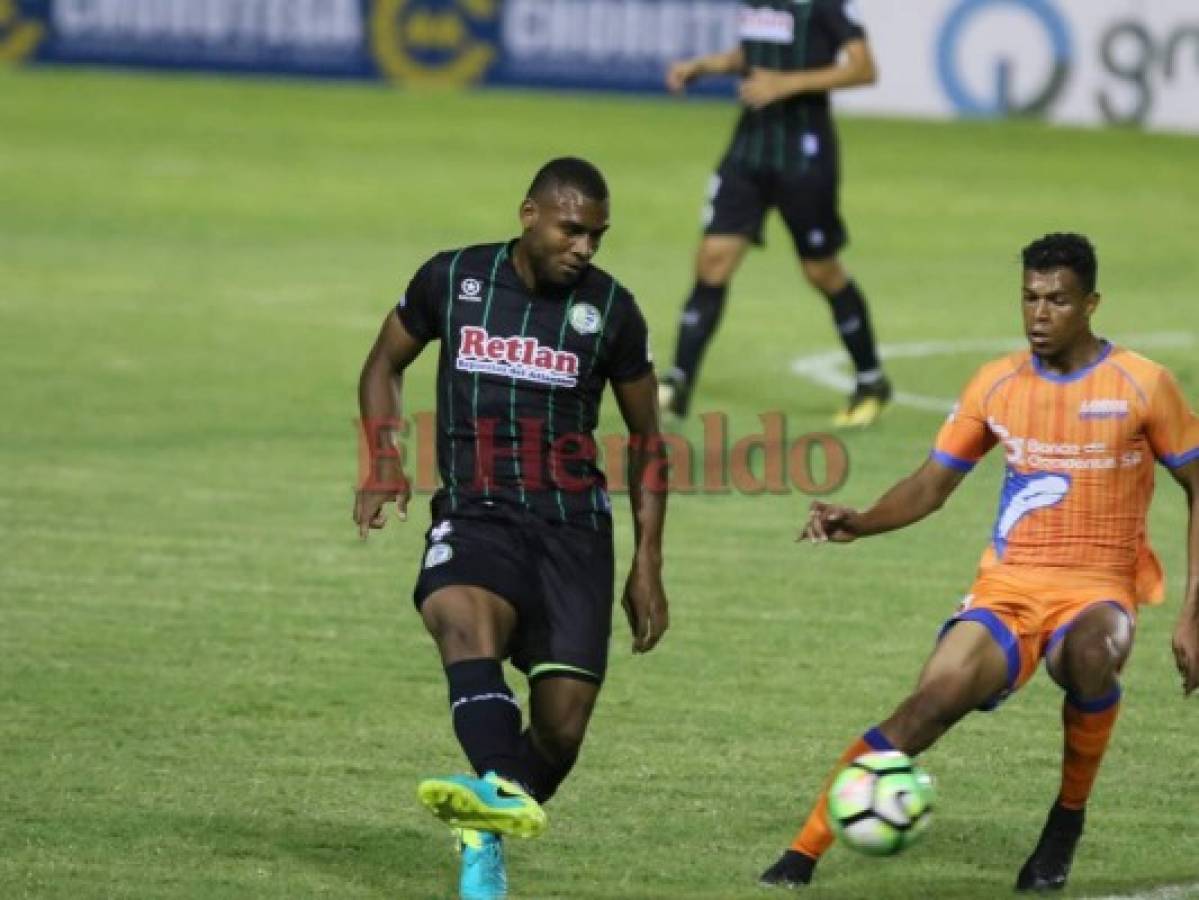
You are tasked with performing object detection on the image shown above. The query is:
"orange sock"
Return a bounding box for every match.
[1059,688,1121,810]
[789,728,893,859]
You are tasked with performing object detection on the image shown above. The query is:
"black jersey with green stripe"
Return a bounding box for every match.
[729,0,866,172]
[396,241,652,530]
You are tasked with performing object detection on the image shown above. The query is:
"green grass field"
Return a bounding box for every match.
[2,66,1198,899]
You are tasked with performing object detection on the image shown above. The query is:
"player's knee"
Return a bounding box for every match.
[533,717,588,761]
[1062,634,1124,691]
[423,613,496,661]
[695,246,738,285]
[802,259,846,295]
[437,627,491,660]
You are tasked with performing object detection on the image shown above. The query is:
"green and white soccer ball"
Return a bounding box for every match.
[826,750,934,856]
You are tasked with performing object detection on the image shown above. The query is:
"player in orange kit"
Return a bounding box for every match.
[759,233,1199,892]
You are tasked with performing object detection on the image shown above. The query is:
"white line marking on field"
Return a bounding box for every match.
[1083,882,1199,900]
[791,332,1195,414]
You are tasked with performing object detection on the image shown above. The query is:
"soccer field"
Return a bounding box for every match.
[2,67,1198,899]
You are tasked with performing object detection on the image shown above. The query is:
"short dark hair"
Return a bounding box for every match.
[526,157,608,203]
[1021,232,1098,294]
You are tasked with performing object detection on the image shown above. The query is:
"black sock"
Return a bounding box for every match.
[824,280,882,381]
[445,659,523,782]
[672,281,728,388]
[516,730,577,803]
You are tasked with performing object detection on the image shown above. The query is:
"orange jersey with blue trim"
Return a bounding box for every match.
[933,342,1199,602]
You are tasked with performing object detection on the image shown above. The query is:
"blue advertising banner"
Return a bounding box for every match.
[1,0,739,95]
[5,2,1196,131]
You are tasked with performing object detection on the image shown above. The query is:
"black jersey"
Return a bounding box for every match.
[728,0,866,173]
[397,241,652,531]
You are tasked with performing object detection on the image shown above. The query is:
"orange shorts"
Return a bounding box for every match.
[939,565,1138,710]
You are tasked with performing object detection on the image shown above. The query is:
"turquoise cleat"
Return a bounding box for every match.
[456,828,507,900]
[417,771,547,838]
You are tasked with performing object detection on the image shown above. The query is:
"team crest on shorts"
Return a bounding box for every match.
[569,303,602,335]
[424,543,453,568]
[430,520,453,542]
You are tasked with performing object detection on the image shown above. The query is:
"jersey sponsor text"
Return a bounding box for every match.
[456,325,579,387]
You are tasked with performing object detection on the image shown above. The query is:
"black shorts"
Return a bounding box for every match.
[413,499,615,684]
[704,155,846,260]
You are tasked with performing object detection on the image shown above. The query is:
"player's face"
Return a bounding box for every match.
[520,188,609,287]
[1021,267,1098,358]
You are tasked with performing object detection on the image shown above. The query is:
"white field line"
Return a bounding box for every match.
[791,332,1196,414]
[1083,882,1199,900]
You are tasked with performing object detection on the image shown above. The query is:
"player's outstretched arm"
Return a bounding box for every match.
[740,38,877,109]
[802,457,966,544]
[354,311,426,539]
[613,372,669,654]
[1168,459,1199,695]
[666,47,746,94]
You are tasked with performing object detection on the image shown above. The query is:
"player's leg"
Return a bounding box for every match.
[778,174,889,427]
[663,234,749,414]
[417,585,547,838]
[1015,601,1134,892]
[659,161,763,418]
[760,617,1011,888]
[422,584,521,777]
[412,511,552,854]
[800,255,889,426]
[517,674,600,802]
[511,520,612,803]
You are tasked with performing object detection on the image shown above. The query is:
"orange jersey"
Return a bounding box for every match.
[933,342,1199,602]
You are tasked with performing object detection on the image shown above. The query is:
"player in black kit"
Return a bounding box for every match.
[658,0,891,427]
[354,158,668,900]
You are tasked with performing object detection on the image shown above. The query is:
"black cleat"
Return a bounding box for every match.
[758,849,816,889]
[1015,802,1085,892]
[833,376,892,428]
[657,370,691,419]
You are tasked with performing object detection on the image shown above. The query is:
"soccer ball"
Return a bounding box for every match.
[826,750,934,856]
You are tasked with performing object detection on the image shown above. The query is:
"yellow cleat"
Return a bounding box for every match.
[418,772,547,839]
[833,377,892,429]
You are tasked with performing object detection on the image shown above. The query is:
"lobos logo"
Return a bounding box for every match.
[456,326,579,387]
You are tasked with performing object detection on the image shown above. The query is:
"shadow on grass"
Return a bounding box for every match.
[145,810,452,899]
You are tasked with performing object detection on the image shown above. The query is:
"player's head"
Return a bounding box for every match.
[1020,233,1100,358]
[518,157,610,288]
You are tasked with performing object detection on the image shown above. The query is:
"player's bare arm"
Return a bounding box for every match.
[1169,458,1199,695]
[666,46,746,93]
[802,457,965,544]
[614,371,670,654]
[354,310,425,538]
[740,38,876,110]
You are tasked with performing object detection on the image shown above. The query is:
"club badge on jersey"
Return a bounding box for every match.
[569,303,602,335]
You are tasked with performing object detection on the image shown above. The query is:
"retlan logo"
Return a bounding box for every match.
[455,326,579,387]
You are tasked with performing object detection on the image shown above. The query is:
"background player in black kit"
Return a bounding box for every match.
[658,0,891,428]
[354,158,669,900]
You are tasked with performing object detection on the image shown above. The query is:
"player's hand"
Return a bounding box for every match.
[666,60,699,94]
[352,476,410,540]
[1171,619,1199,696]
[739,68,794,110]
[622,555,669,654]
[800,500,859,544]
